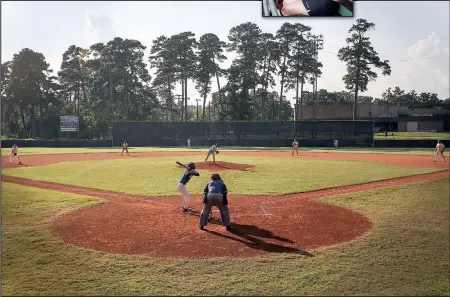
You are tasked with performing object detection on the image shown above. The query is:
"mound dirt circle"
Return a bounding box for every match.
[177,161,255,171]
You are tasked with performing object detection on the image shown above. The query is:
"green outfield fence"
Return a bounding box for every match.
[112,120,374,147]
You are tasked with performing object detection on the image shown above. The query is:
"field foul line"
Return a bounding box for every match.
[258,204,272,216]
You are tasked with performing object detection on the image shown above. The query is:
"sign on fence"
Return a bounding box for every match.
[60,116,79,132]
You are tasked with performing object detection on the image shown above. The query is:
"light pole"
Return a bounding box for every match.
[195,99,200,121]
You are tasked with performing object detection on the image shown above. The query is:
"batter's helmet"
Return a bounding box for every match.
[188,162,196,170]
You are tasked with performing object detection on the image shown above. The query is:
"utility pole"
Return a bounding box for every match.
[208,101,211,120]
[195,99,200,121]
[175,94,183,121]
[312,34,323,120]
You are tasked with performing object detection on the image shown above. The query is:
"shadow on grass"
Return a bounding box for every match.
[206,223,312,256]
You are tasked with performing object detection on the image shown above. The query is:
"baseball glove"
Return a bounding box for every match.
[216,150,220,154]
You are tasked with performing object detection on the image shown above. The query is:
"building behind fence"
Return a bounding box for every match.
[112,120,374,147]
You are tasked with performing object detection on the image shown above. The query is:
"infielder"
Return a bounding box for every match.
[8,144,22,165]
[187,138,191,148]
[178,162,200,212]
[200,173,232,231]
[433,140,446,163]
[121,141,130,156]
[292,139,299,155]
[205,143,219,164]
[334,139,339,149]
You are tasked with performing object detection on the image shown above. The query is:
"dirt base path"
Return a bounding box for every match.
[2,151,448,258]
[2,150,449,169]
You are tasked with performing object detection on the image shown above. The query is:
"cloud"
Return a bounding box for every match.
[84,12,117,44]
[401,32,449,98]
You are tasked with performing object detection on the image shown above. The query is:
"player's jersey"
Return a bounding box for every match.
[334,140,338,144]
[204,180,228,195]
[179,170,198,185]
[209,145,217,153]
[437,143,445,152]
[292,142,298,147]
[11,146,18,154]
[123,143,128,148]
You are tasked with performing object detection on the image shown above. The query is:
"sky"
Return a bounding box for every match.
[1,1,449,107]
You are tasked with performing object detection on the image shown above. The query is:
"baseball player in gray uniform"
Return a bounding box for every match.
[205,143,219,164]
[199,173,232,231]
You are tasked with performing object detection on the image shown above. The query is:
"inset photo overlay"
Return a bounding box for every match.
[262,0,353,17]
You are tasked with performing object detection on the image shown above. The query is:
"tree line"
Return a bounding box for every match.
[1,19,448,139]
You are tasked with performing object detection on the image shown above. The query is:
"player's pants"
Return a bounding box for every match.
[177,183,191,209]
[205,150,215,163]
[200,193,230,226]
[434,150,446,161]
[292,147,298,155]
[9,153,19,163]
[121,148,129,155]
[334,144,338,149]
[187,142,190,148]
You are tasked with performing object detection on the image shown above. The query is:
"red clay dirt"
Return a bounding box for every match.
[2,150,449,258]
[176,161,255,171]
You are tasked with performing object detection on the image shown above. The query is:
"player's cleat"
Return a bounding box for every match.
[19,162,22,165]
[200,225,205,231]
[183,208,189,213]
[226,225,232,231]
[433,160,436,162]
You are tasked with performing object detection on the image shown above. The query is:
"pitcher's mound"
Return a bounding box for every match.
[178,161,255,171]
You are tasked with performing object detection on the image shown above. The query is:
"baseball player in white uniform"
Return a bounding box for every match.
[292,139,299,155]
[334,139,339,149]
[205,143,219,164]
[187,138,191,148]
[433,140,446,163]
[9,144,22,165]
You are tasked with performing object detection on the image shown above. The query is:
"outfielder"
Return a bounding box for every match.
[334,139,339,149]
[199,173,232,231]
[187,138,191,148]
[8,144,22,165]
[292,139,299,155]
[205,143,219,164]
[178,162,200,212]
[433,140,446,163]
[121,141,130,156]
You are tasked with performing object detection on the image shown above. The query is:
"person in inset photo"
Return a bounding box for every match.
[276,0,344,16]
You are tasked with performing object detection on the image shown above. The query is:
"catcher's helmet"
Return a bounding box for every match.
[188,162,196,170]
[211,173,222,181]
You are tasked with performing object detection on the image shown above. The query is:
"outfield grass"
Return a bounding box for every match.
[2,146,449,156]
[2,155,442,196]
[375,131,450,140]
[2,178,448,295]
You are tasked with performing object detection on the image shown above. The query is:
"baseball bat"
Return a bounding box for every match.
[176,161,188,169]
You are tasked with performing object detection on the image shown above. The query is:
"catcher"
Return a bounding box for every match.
[205,143,220,164]
[8,144,22,165]
[121,141,130,156]
[199,173,232,231]
[177,162,200,213]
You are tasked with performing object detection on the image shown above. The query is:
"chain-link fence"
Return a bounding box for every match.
[112,120,374,147]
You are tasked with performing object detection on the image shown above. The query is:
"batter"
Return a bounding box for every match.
[177,162,200,212]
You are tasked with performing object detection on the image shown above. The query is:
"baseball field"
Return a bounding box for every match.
[1,147,449,295]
